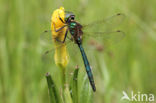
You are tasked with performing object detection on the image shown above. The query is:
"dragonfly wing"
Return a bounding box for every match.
[81,13,125,52]
[40,30,73,61]
[40,29,74,51]
[40,30,53,44]
[82,13,125,32]
[83,30,125,43]
[81,30,125,52]
[41,39,73,65]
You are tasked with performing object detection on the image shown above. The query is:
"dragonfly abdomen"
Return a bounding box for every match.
[78,43,96,92]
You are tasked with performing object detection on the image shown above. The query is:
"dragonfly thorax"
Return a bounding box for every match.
[69,22,77,35]
[68,21,83,44]
[69,22,76,28]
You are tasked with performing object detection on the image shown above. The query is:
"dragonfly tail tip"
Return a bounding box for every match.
[93,86,96,92]
[91,84,96,92]
[117,13,121,15]
[116,30,121,32]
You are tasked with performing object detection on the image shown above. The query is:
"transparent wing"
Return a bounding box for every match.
[81,13,125,52]
[40,30,73,56]
[83,30,125,42]
[82,13,125,32]
[40,30,53,44]
[82,30,125,52]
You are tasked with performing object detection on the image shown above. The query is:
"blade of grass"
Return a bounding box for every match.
[46,72,60,103]
[64,86,73,103]
[80,75,93,103]
[72,65,79,103]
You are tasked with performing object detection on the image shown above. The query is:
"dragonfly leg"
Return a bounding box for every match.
[66,33,74,41]
[67,36,74,41]
[62,29,69,43]
[55,38,64,43]
[53,22,67,32]
[55,29,69,43]
[59,16,65,23]
[58,13,65,23]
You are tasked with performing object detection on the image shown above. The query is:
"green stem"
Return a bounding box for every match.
[60,68,66,90]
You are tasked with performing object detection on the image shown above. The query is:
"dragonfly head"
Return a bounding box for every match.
[65,11,75,23]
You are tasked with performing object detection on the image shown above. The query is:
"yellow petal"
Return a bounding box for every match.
[51,7,69,69]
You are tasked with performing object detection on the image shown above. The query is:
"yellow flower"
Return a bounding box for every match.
[51,7,69,69]
[51,7,65,30]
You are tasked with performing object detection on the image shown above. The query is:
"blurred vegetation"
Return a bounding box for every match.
[0,0,156,103]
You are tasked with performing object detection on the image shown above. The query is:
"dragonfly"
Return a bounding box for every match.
[41,8,125,92]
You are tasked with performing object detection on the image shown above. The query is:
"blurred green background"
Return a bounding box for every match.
[0,0,156,103]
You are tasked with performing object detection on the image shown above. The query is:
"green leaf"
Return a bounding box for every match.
[80,75,93,103]
[46,72,60,103]
[72,66,79,103]
[64,87,73,103]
